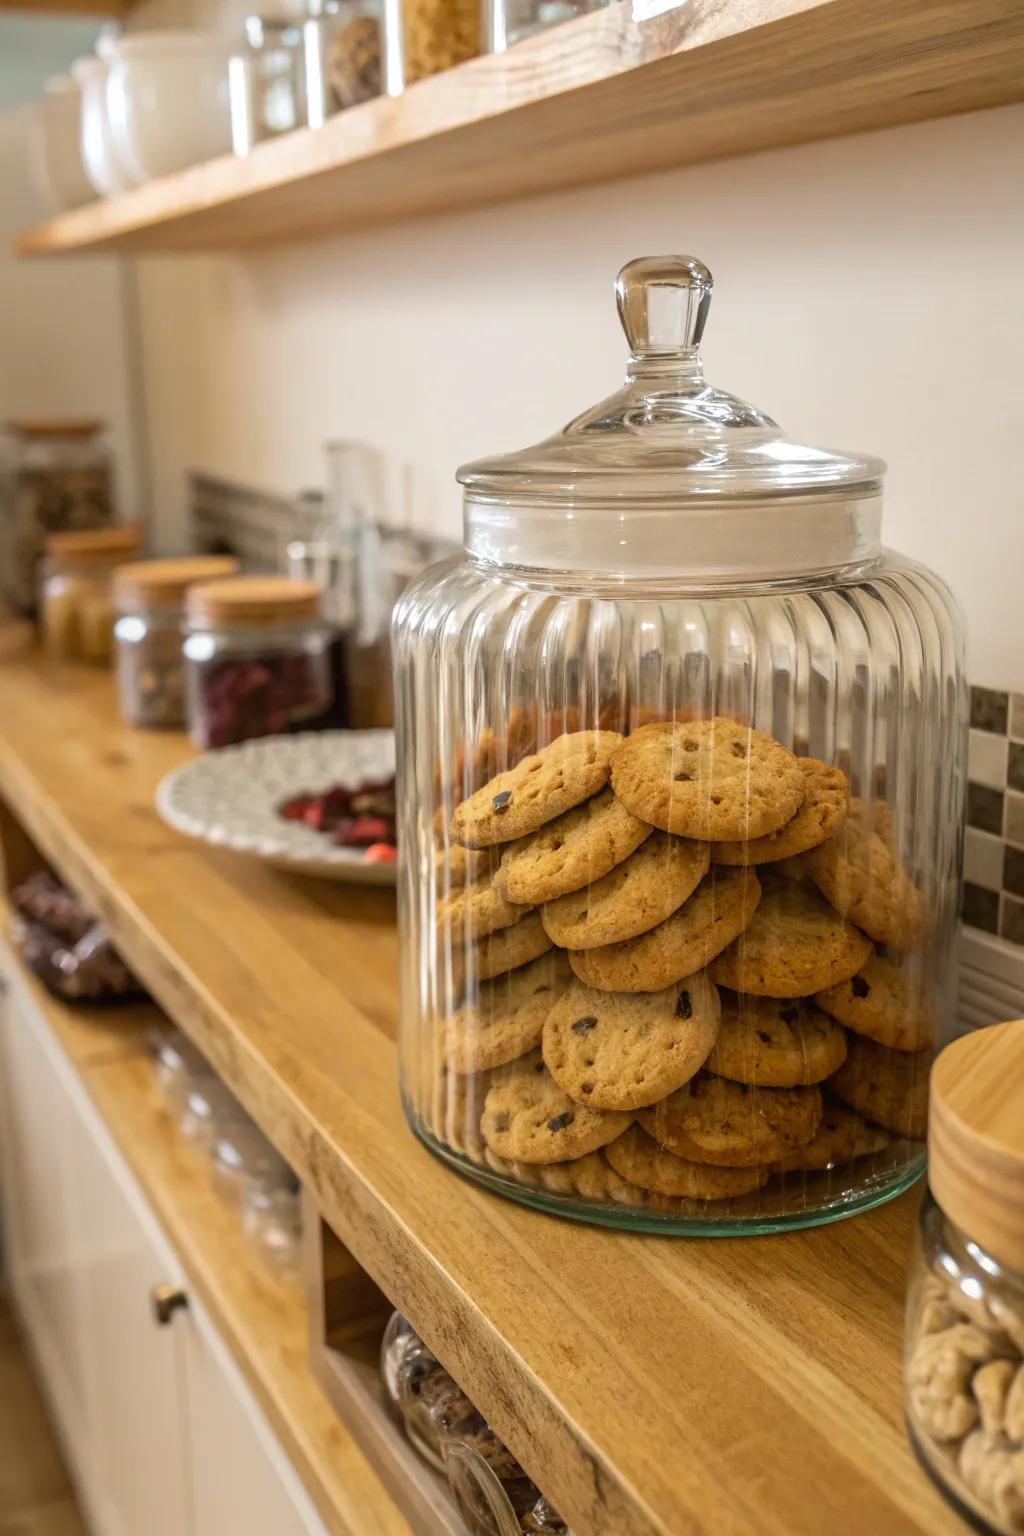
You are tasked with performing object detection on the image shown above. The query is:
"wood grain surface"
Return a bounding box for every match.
[0,634,967,1536]
[14,0,1024,256]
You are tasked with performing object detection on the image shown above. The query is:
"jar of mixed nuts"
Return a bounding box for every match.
[904,1018,1024,1534]
[385,0,480,92]
[113,556,238,729]
[183,575,334,749]
[41,525,141,664]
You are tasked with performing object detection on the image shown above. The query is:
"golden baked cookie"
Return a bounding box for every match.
[541,971,720,1112]
[814,951,935,1052]
[444,952,572,1074]
[541,831,709,950]
[437,842,494,890]
[483,1145,624,1200]
[805,818,928,953]
[469,910,553,982]
[497,787,652,906]
[605,1125,769,1199]
[420,1064,490,1160]
[712,757,849,865]
[639,1071,823,1167]
[772,1099,890,1172]
[451,730,622,848]
[826,1034,930,1139]
[705,994,847,1087]
[436,868,531,941]
[569,868,760,993]
[708,876,872,998]
[480,1049,633,1164]
[610,718,805,842]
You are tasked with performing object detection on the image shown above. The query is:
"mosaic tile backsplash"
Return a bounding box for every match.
[964,685,1024,947]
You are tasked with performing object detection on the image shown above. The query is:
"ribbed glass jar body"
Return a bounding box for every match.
[905,1193,1024,1534]
[393,548,967,1234]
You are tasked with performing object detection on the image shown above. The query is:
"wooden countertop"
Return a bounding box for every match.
[0,630,965,1536]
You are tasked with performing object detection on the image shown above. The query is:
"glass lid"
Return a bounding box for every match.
[460,256,884,506]
[458,257,886,583]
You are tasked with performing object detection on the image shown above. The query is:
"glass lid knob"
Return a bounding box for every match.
[615,255,713,360]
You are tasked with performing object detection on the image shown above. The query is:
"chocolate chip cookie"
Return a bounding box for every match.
[639,1070,823,1167]
[605,1125,770,1199]
[709,876,872,998]
[814,951,935,1052]
[541,971,720,1111]
[480,1049,633,1164]
[451,730,622,848]
[541,831,709,950]
[712,757,849,865]
[705,994,848,1087]
[497,787,652,905]
[445,951,573,1074]
[610,718,805,841]
[568,867,761,993]
[773,1099,890,1172]
[806,820,927,953]
[826,1034,930,1139]
[468,910,553,982]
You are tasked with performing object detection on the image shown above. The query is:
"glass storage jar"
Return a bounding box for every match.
[211,1117,289,1212]
[229,14,306,154]
[183,576,333,749]
[304,0,383,126]
[905,1019,1024,1535]
[385,0,480,93]
[42,525,141,663]
[241,1165,302,1274]
[484,0,606,51]
[1,420,115,619]
[393,255,967,1236]
[114,556,238,728]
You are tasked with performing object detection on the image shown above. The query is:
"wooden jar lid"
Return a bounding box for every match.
[186,575,322,627]
[929,1018,1024,1272]
[114,556,239,608]
[46,525,141,565]
[9,418,105,439]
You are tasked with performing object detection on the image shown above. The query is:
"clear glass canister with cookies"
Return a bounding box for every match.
[393,255,967,1234]
[905,1019,1024,1534]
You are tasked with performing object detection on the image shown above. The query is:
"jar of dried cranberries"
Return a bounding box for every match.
[183,575,333,749]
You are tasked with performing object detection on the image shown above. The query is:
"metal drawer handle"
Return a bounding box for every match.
[151,1283,188,1327]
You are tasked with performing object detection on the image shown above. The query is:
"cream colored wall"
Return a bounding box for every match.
[131,61,1024,687]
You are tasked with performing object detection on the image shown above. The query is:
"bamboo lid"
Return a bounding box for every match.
[9,418,105,439]
[47,525,141,566]
[929,1019,1024,1272]
[114,556,239,609]
[186,575,322,627]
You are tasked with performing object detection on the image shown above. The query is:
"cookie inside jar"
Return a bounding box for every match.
[393,255,966,1235]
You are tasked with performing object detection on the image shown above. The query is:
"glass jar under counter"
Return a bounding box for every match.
[1,420,115,619]
[241,1166,302,1275]
[384,0,480,92]
[183,576,333,749]
[41,525,141,664]
[905,1019,1024,1535]
[114,556,238,729]
[212,1117,290,1212]
[393,255,967,1236]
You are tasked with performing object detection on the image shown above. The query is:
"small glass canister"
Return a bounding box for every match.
[304,0,384,126]
[241,1165,302,1275]
[113,556,238,728]
[484,0,604,51]
[41,525,141,664]
[1,420,115,619]
[212,1117,289,1212]
[229,15,306,154]
[384,0,480,93]
[183,575,333,749]
[905,1018,1024,1535]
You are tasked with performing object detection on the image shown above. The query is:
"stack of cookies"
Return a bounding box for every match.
[421,718,934,1216]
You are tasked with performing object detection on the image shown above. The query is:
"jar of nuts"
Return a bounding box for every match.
[905,1019,1024,1534]
[304,0,384,124]
[183,575,334,749]
[41,525,141,664]
[113,556,239,729]
[385,0,480,92]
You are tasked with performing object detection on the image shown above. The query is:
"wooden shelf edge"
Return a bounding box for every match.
[14,0,1024,255]
[0,934,413,1536]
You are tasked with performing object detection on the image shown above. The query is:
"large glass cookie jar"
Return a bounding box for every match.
[393,256,967,1234]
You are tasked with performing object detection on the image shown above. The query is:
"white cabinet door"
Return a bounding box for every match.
[182,1300,331,1536]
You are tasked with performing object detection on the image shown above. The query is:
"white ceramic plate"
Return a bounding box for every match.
[155,731,398,884]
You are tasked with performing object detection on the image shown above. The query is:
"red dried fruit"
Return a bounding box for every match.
[364,842,398,864]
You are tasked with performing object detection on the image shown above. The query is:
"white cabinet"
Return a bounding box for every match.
[0,963,330,1536]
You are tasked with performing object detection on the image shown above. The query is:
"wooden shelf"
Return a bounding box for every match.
[0,629,968,1536]
[0,918,413,1536]
[15,0,1024,256]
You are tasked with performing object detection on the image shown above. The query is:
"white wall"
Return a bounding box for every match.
[130,84,1024,687]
